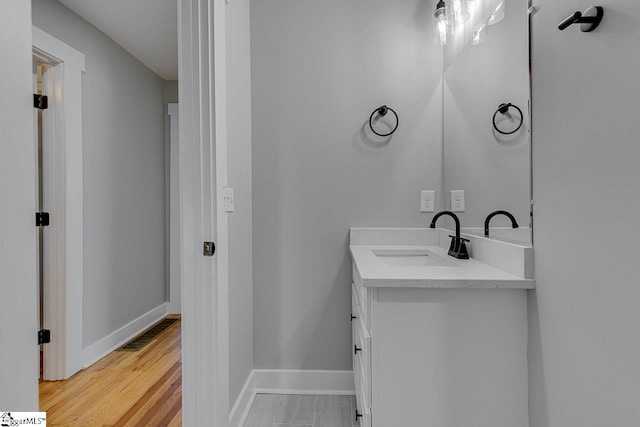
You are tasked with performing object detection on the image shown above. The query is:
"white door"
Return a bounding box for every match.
[33,63,41,347]
[35,59,59,382]
[0,0,39,410]
[33,61,49,380]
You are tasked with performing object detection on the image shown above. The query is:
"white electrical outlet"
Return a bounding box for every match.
[420,190,435,212]
[450,190,465,212]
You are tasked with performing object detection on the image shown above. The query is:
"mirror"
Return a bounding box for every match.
[443,0,531,245]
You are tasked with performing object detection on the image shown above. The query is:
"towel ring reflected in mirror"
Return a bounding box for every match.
[493,103,524,135]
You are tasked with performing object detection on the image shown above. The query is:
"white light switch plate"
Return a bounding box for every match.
[450,190,465,212]
[420,190,435,212]
[223,186,234,212]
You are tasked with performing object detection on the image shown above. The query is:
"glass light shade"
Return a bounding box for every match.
[451,0,470,23]
[488,1,505,25]
[437,14,447,45]
[434,0,447,46]
[472,24,487,45]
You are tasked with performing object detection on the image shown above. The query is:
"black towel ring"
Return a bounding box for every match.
[493,103,523,135]
[369,105,399,137]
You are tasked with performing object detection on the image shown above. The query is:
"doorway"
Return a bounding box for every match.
[32,26,85,381]
[33,24,188,423]
[0,4,228,422]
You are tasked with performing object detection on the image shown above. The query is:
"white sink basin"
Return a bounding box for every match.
[372,248,458,267]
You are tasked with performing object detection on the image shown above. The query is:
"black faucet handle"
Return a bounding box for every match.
[447,235,470,259]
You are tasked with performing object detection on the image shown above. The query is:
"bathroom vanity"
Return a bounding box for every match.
[350,228,534,427]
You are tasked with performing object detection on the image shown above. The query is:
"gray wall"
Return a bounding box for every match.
[33,0,167,347]
[227,0,254,407]
[443,0,530,228]
[251,0,443,370]
[528,1,640,425]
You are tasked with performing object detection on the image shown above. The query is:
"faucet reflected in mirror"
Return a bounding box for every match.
[484,210,519,237]
[430,211,470,259]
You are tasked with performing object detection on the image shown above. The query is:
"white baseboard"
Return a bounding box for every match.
[252,369,355,395]
[82,303,169,368]
[229,369,355,427]
[229,371,257,427]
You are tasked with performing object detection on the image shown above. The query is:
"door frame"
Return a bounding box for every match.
[178,0,230,425]
[4,1,230,418]
[168,103,182,315]
[32,25,85,381]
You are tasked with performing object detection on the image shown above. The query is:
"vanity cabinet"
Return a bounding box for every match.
[351,263,529,427]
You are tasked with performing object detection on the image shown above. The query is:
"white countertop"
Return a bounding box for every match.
[350,244,535,289]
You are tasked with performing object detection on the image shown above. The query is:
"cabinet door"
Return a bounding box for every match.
[373,288,528,427]
[352,295,372,427]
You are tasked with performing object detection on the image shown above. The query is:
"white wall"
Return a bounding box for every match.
[443,0,530,228]
[32,0,167,347]
[251,0,443,370]
[227,0,254,407]
[0,0,39,410]
[529,1,640,425]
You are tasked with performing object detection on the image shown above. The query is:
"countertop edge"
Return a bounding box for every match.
[361,277,536,289]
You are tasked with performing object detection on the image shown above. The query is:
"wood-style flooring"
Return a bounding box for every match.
[39,316,182,426]
[244,394,359,427]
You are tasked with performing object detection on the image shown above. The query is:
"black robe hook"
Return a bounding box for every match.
[558,6,603,32]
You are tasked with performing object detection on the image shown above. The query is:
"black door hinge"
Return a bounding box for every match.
[34,94,48,110]
[38,329,51,345]
[36,212,50,226]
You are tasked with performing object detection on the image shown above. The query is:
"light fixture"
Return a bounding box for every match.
[488,1,505,25]
[451,0,470,24]
[472,24,487,45]
[434,0,447,45]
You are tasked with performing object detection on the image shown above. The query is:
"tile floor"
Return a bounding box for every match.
[244,394,359,427]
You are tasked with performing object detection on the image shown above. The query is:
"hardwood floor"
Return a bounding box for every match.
[40,317,182,426]
[244,394,359,427]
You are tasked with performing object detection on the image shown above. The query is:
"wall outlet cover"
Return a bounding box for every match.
[451,190,465,212]
[420,190,436,212]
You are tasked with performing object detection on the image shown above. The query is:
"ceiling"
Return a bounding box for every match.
[58,0,178,80]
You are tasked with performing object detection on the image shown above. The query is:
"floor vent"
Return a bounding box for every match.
[117,317,179,351]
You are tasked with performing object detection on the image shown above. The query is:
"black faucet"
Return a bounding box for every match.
[484,210,519,237]
[430,210,469,259]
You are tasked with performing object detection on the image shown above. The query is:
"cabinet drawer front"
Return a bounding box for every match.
[354,316,371,404]
[352,282,364,321]
[352,297,360,382]
[352,261,363,288]
[352,264,369,325]
[351,282,369,328]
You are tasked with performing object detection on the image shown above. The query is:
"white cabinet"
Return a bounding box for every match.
[351,263,529,427]
[352,283,372,427]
